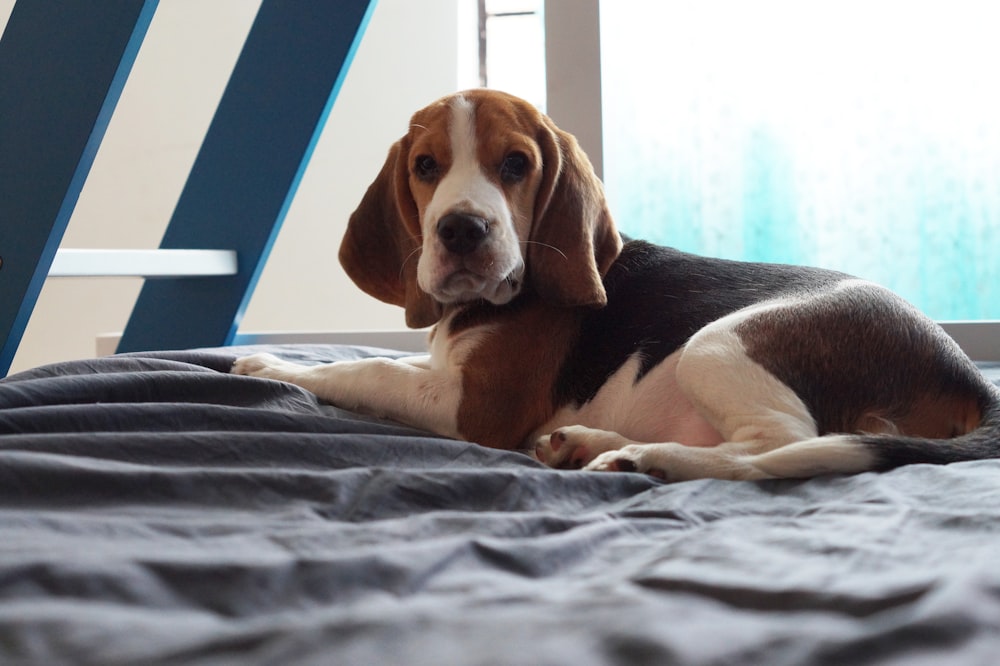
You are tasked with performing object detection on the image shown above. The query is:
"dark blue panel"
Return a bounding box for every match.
[117,0,377,353]
[0,0,158,376]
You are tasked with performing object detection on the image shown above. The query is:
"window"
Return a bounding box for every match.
[598,1,999,322]
[478,0,545,109]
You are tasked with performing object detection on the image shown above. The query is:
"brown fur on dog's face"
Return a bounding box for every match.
[338,89,622,328]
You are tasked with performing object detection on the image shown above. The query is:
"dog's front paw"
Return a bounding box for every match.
[535,425,633,469]
[535,427,589,469]
[585,445,667,480]
[231,352,293,379]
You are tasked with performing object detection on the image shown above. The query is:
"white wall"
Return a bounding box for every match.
[4,0,467,374]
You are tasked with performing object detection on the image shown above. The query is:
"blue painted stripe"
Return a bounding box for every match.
[0,0,159,376]
[223,0,379,345]
[118,0,377,353]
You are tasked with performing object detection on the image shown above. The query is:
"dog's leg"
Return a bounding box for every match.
[584,434,873,481]
[538,426,784,480]
[232,353,462,438]
[540,309,877,481]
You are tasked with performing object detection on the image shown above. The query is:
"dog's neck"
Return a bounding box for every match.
[438,290,540,338]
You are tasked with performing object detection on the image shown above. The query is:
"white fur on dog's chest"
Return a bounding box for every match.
[532,350,724,448]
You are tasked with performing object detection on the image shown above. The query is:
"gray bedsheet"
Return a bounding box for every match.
[1,346,999,665]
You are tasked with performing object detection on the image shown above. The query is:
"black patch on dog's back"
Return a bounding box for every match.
[553,240,846,407]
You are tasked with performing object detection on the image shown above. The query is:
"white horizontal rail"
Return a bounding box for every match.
[50,249,237,278]
[231,329,429,352]
[940,321,1000,363]
[95,329,430,357]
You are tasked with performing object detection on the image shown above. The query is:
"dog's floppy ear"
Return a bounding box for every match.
[338,140,442,328]
[528,117,622,308]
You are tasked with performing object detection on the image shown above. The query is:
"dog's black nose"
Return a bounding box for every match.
[437,213,489,255]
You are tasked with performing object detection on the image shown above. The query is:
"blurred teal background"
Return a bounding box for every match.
[601,1,999,320]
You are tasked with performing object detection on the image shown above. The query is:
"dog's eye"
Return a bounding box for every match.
[500,152,528,183]
[414,155,439,181]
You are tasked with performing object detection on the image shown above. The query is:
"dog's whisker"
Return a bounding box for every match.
[398,245,423,281]
[519,240,568,261]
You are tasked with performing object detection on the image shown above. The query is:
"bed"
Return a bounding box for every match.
[2,344,1000,665]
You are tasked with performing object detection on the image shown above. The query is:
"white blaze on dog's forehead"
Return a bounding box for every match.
[422,95,506,223]
[449,95,477,169]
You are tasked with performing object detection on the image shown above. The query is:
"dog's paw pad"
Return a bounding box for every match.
[586,446,666,479]
[547,430,568,452]
[613,457,638,473]
[536,428,585,468]
[537,426,647,471]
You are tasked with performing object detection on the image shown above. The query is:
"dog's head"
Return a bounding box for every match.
[339,89,622,328]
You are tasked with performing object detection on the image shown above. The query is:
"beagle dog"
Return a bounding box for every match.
[233,89,1000,481]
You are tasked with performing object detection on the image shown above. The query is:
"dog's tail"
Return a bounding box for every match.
[861,387,1000,471]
